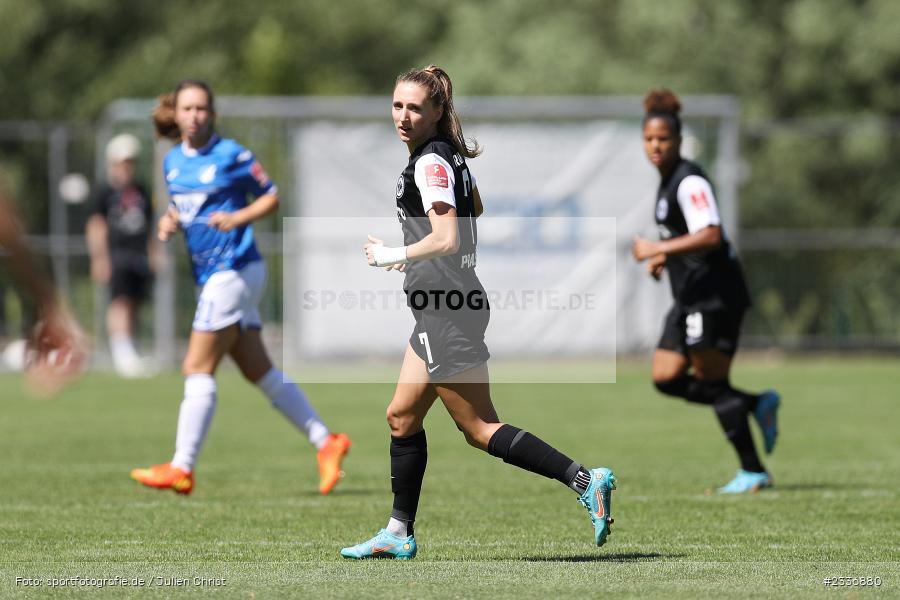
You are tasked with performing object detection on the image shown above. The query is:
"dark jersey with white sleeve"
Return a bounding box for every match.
[655,158,751,312]
[395,136,481,297]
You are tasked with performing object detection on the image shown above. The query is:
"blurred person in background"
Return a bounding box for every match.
[0,279,39,364]
[340,65,616,561]
[0,177,87,396]
[129,79,351,496]
[632,88,780,494]
[86,133,156,377]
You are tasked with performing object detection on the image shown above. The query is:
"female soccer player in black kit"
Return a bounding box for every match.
[340,65,616,559]
[632,89,780,494]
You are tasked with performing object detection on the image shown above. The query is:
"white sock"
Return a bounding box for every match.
[386,517,408,538]
[171,374,217,472]
[256,368,330,449]
[110,333,141,368]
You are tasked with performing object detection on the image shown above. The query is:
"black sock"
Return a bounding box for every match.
[730,386,760,412]
[487,424,582,491]
[710,382,765,473]
[656,375,761,411]
[656,374,720,405]
[390,431,427,535]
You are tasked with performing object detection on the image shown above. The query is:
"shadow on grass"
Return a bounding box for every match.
[294,488,385,497]
[522,552,674,563]
[771,483,843,491]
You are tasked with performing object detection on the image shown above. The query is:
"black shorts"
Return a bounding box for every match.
[657,305,744,357]
[409,307,491,381]
[110,254,152,302]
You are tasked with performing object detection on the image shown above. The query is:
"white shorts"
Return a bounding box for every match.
[192,261,267,332]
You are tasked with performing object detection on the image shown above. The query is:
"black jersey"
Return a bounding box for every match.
[655,158,751,312]
[92,182,152,256]
[395,136,481,299]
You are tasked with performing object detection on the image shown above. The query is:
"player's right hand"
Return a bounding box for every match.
[90,256,111,283]
[158,207,179,242]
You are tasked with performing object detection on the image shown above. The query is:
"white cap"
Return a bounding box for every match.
[105,133,141,163]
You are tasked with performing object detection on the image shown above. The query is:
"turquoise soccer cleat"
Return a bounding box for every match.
[340,529,417,560]
[754,390,781,454]
[717,469,772,494]
[577,467,616,547]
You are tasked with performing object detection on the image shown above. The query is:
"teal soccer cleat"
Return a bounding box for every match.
[577,467,616,547]
[340,529,417,560]
[717,469,772,494]
[754,390,781,454]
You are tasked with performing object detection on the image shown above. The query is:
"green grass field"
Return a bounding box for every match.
[0,357,897,599]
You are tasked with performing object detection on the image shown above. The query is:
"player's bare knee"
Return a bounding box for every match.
[652,363,683,382]
[462,430,480,448]
[239,362,268,383]
[386,407,417,436]
[385,407,397,430]
[458,422,491,450]
[237,364,254,381]
[182,355,215,376]
[181,360,199,377]
[692,366,727,381]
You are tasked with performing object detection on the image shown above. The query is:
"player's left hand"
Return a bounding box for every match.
[647,253,666,280]
[632,236,661,262]
[208,212,238,232]
[364,235,383,266]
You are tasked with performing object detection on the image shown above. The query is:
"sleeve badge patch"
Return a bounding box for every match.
[425,164,449,188]
[250,161,270,186]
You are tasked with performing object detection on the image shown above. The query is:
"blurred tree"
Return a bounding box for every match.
[3,0,898,123]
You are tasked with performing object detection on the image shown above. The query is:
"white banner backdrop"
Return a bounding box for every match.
[285,121,673,381]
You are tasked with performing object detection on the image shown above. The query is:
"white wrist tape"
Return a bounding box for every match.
[372,244,409,267]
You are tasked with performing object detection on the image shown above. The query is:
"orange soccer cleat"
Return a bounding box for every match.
[317,433,351,494]
[130,462,194,495]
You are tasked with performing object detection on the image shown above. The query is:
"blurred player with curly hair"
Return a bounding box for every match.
[633,88,780,494]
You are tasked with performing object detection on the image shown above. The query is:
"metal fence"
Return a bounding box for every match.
[739,118,900,350]
[1,100,898,371]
